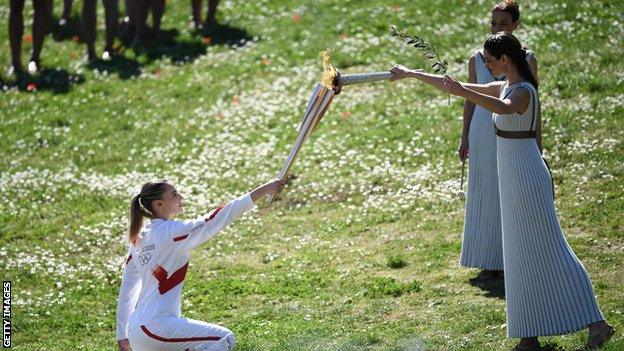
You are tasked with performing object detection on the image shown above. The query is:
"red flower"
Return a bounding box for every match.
[23,34,33,43]
[292,13,301,22]
[26,83,37,92]
[341,111,351,119]
[203,36,212,45]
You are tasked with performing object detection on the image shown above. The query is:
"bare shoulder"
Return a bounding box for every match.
[469,49,483,62]
[468,54,476,65]
[511,85,531,99]
[509,85,532,113]
[468,54,476,71]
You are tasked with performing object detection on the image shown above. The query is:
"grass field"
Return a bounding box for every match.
[1,0,623,350]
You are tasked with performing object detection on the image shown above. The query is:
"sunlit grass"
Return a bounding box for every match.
[1,1,623,350]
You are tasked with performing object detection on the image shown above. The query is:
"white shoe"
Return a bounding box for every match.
[7,65,20,76]
[27,61,38,74]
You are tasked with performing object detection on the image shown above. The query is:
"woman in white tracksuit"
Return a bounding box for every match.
[116,179,284,351]
[390,32,614,351]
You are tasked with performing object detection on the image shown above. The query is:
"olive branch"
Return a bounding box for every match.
[390,25,450,105]
[390,25,448,74]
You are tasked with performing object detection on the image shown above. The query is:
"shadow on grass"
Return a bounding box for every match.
[468,275,505,299]
[49,15,84,42]
[0,68,85,94]
[541,342,574,351]
[4,21,252,92]
[87,55,142,79]
[136,28,208,64]
[193,21,253,46]
[133,21,253,65]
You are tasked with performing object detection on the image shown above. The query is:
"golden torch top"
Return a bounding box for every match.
[320,49,393,95]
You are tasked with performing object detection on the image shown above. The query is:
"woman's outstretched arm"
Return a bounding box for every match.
[389,65,527,115]
[389,64,503,98]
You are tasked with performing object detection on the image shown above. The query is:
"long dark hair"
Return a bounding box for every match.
[484,32,538,90]
[129,180,168,244]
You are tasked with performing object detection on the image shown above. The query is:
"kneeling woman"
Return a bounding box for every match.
[116,179,284,351]
[389,32,614,350]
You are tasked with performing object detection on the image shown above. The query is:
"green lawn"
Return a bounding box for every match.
[1,0,623,350]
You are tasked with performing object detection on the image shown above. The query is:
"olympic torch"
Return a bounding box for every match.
[331,70,394,95]
[267,51,396,203]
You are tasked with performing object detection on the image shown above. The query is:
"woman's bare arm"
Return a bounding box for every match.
[462,55,478,135]
[389,64,504,98]
[529,56,543,153]
[459,54,478,160]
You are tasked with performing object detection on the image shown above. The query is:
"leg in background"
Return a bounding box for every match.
[150,0,165,36]
[30,0,53,72]
[205,0,218,25]
[60,0,74,25]
[132,0,148,46]
[8,0,25,74]
[82,0,97,61]
[191,0,201,29]
[103,0,119,56]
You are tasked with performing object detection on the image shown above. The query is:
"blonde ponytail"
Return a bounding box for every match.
[128,180,169,244]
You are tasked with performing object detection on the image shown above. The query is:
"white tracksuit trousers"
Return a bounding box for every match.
[128,317,236,351]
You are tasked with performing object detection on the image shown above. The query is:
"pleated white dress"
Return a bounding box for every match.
[495,82,604,338]
[459,50,509,270]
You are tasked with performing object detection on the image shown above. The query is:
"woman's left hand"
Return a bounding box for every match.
[443,74,465,96]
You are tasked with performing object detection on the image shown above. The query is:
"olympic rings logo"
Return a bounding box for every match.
[139,253,152,266]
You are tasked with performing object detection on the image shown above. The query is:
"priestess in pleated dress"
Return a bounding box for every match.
[459,49,534,272]
[389,31,614,351]
[495,81,604,339]
[459,2,539,274]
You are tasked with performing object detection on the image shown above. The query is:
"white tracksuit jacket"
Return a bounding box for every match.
[115,193,254,340]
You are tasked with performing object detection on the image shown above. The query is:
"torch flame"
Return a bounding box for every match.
[320,49,338,88]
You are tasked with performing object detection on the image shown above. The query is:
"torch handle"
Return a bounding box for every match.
[339,71,394,86]
[267,84,334,203]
